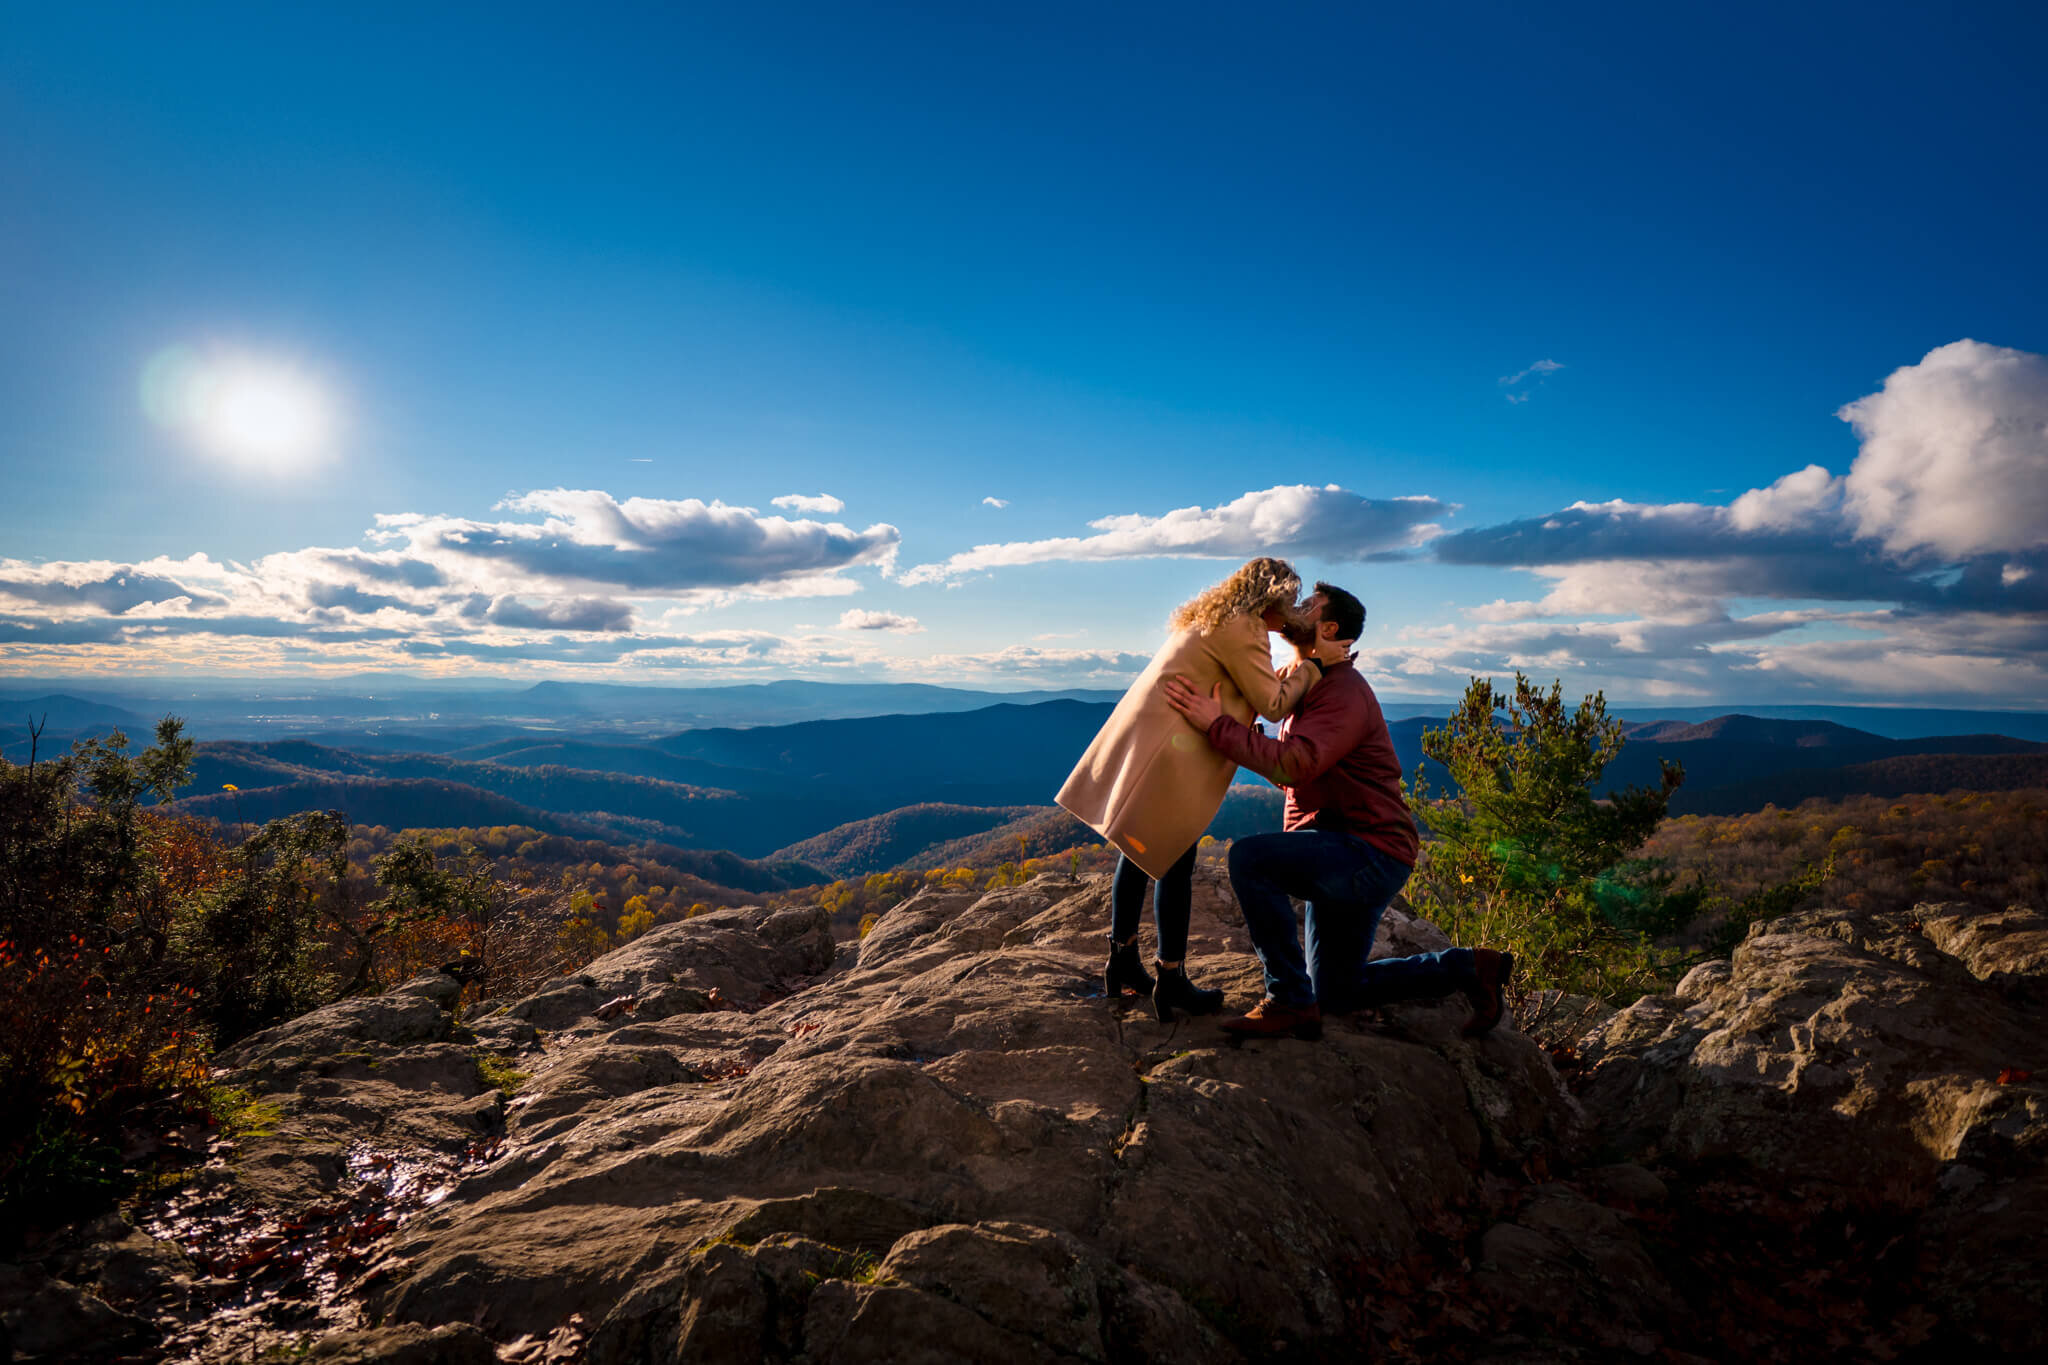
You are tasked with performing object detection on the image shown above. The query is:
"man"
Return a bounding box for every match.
[1162,582,1511,1041]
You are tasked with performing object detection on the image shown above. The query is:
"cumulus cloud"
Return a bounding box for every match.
[308,550,446,589]
[1433,496,1931,620]
[982,497,1009,508]
[771,493,846,515]
[1422,339,2048,702]
[306,582,436,616]
[1437,340,2048,620]
[902,485,1452,584]
[1725,464,1842,533]
[0,487,909,677]
[837,609,924,633]
[1838,339,2048,559]
[0,558,229,615]
[385,489,899,595]
[483,596,635,632]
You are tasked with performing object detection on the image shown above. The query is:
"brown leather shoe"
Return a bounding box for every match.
[1462,949,1515,1037]
[1219,997,1323,1041]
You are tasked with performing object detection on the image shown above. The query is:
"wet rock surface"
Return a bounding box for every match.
[6,879,2045,1361]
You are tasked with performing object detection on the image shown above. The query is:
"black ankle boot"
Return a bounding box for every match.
[1105,938,1154,1000]
[1153,963,1224,1021]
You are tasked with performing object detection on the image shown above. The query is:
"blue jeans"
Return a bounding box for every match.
[1226,830,1473,1010]
[1109,844,1197,961]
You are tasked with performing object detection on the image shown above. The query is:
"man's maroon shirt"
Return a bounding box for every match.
[1204,656,1420,867]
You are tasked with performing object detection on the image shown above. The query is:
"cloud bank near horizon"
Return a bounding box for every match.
[1384,340,2048,703]
[3,342,2045,700]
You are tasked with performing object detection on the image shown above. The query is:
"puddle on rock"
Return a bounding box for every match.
[138,1138,502,1363]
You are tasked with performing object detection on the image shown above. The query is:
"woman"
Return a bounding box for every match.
[1056,557,1318,1020]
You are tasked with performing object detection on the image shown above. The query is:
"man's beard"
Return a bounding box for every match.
[1278,618,1318,650]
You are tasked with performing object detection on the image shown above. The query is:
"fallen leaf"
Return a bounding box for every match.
[1997,1068,2032,1085]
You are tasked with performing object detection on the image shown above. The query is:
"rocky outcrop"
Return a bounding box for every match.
[1576,901,2048,1356]
[8,876,2045,1362]
[345,872,1582,1362]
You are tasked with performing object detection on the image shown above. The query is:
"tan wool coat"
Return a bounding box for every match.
[1056,611,1315,879]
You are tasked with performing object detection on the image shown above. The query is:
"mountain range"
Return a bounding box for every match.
[6,680,2045,872]
[0,679,1127,748]
[39,697,2011,870]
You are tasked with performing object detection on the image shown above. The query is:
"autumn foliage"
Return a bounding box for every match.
[0,722,578,1233]
[1640,787,2048,922]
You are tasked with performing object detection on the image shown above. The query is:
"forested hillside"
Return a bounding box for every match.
[1667,752,2048,815]
[774,803,1045,877]
[1641,787,2048,921]
[128,705,2048,863]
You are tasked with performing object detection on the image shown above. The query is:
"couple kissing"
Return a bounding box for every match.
[1055,557,1511,1041]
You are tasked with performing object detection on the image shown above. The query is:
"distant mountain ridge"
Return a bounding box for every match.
[29,696,2048,863]
[0,678,1126,745]
[1602,718,2044,812]
[518,679,1124,723]
[0,694,153,758]
[775,804,1045,877]
[164,740,864,854]
[170,776,639,845]
[1673,751,2048,815]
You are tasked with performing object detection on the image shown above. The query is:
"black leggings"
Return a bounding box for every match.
[1109,842,1198,961]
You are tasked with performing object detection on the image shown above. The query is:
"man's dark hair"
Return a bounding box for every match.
[1315,582,1366,642]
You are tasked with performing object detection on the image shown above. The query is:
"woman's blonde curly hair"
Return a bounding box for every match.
[1169,556,1302,634]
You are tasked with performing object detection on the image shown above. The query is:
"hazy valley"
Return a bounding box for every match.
[7,681,2047,874]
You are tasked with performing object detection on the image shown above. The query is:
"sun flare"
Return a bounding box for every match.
[142,344,338,466]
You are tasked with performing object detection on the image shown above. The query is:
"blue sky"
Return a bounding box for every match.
[3,1,2046,703]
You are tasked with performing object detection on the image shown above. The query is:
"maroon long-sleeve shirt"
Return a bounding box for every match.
[1206,656,1420,867]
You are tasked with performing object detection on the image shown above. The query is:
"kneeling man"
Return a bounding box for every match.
[1163,582,1510,1040]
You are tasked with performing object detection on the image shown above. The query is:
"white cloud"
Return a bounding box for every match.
[483,596,636,632]
[1500,359,1564,404]
[0,488,907,676]
[390,488,899,596]
[772,493,846,515]
[1500,359,1565,386]
[909,645,1149,681]
[982,497,1009,508]
[1439,343,2048,621]
[1838,339,2048,559]
[837,608,924,633]
[902,484,1453,584]
[0,555,231,616]
[1726,464,1842,532]
[1420,339,2048,703]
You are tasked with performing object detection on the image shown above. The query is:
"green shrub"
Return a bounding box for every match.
[173,811,348,1045]
[1406,674,1686,1004]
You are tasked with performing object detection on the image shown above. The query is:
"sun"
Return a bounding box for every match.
[142,344,338,466]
